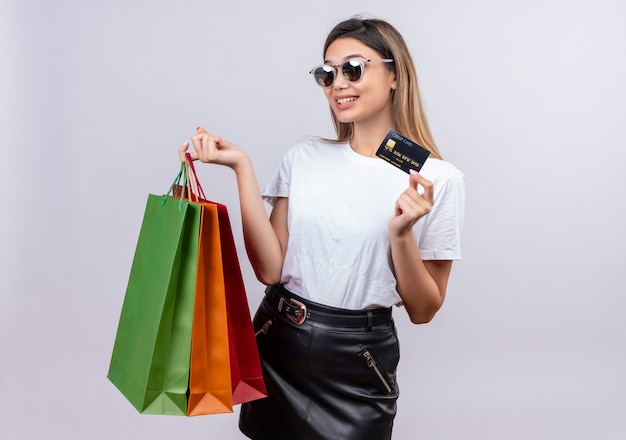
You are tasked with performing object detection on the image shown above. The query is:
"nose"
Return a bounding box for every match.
[332,69,349,89]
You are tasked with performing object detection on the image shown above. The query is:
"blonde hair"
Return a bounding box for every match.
[323,17,443,160]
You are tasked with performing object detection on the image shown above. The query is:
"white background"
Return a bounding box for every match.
[1,0,625,439]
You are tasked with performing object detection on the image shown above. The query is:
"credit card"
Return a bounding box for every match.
[375,129,430,174]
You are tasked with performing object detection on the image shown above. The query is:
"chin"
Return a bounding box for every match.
[336,117,354,124]
[333,112,357,124]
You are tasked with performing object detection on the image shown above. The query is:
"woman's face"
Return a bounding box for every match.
[322,37,397,126]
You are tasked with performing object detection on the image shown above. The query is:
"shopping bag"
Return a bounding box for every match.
[216,203,267,404]
[185,158,266,405]
[187,202,233,416]
[108,185,201,415]
[109,158,266,417]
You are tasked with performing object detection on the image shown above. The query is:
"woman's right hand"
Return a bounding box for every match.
[178,126,248,170]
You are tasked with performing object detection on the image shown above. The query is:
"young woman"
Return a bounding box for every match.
[180,17,464,440]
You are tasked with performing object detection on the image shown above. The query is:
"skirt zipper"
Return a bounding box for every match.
[362,350,393,394]
[255,319,273,337]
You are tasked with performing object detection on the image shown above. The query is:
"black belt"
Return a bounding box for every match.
[265,285,392,329]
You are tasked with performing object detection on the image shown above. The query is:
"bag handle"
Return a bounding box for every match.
[184,158,199,202]
[160,154,208,209]
[162,161,189,211]
[185,153,207,202]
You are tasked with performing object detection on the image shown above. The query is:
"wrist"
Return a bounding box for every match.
[388,223,415,241]
[232,152,252,173]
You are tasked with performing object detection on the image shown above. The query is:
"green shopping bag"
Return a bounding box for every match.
[108,169,201,415]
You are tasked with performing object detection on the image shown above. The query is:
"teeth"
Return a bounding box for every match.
[337,97,357,105]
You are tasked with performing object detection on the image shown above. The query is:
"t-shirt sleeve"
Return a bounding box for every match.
[417,171,465,260]
[262,145,295,206]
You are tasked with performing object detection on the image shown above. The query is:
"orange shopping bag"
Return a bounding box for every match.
[187,202,234,416]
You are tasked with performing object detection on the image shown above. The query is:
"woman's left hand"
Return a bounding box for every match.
[389,169,434,236]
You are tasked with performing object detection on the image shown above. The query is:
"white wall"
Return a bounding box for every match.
[1,0,625,439]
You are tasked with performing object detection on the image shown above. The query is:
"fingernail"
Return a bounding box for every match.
[409,169,417,175]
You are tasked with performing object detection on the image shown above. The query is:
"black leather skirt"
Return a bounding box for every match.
[239,285,400,440]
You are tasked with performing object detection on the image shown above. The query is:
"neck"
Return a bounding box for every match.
[350,125,394,157]
[349,104,395,157]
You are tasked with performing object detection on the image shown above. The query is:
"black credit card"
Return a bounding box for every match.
[375,129,430,173]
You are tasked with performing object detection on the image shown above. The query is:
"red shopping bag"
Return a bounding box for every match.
[215,202,267,404]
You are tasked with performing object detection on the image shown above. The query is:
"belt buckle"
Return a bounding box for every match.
[278,297,308,325]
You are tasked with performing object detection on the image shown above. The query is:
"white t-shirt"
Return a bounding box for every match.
[262,138,465,309]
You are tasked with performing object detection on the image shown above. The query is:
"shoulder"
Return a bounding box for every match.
[420,158,465,203]
[420,158,464,185]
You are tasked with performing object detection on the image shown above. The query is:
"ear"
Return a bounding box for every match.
[390,75,398,92]
[390,79,397,97]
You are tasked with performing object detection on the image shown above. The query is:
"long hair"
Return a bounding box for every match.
[323,17,443,160]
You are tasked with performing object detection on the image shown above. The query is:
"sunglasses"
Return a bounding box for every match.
[309,58,394,88]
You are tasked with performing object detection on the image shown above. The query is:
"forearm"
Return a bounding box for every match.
[233,157,284,285]
[389,233,443,324]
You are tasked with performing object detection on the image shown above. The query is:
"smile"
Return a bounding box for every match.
[336,97,358,105]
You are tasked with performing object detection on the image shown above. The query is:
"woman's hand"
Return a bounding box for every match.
[178,127,248,170]
[389,169,434,236]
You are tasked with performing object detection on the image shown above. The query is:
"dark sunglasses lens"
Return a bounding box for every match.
[342,60,363,82]
[314,65,335,87]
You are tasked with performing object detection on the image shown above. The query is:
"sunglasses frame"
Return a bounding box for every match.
[309,58,394,88]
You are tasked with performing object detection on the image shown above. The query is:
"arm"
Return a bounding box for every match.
[233,157,286,285]
[388,170,452,324]
[389,236,452,324]
[180,127,286,285]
